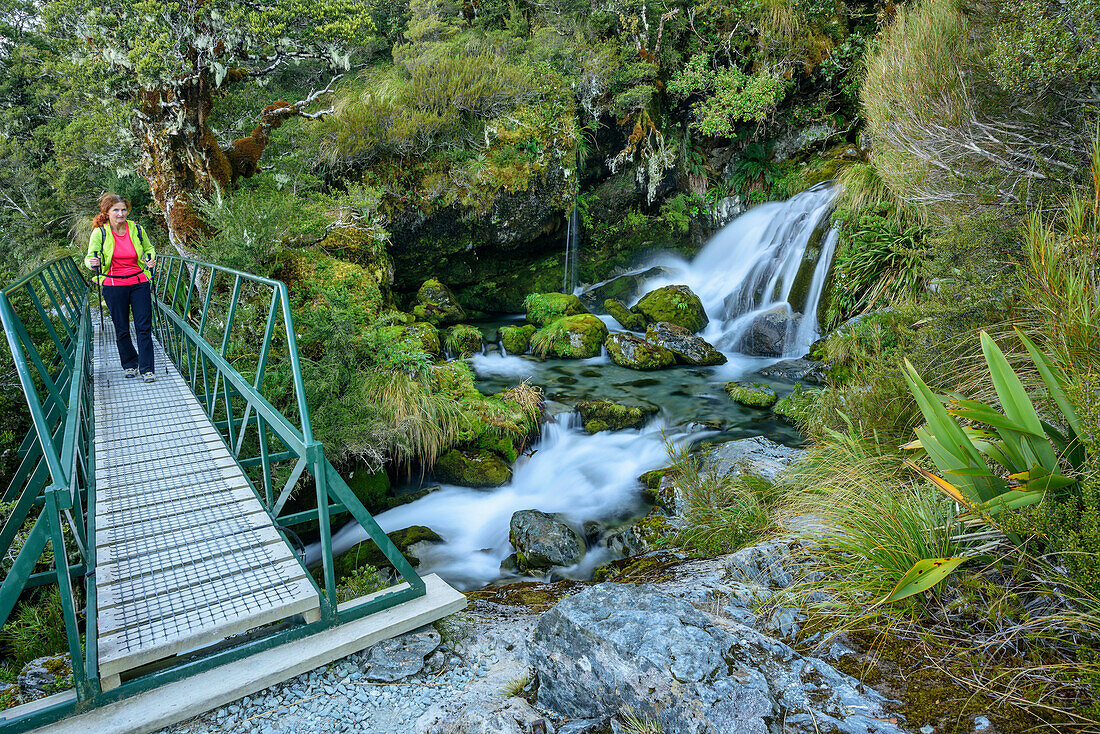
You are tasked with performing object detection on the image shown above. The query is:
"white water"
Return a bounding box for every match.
[637,183,838,357]
[311,186,839,590]
[315,419,680,591]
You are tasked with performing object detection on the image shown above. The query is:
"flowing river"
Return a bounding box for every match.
[314,184,838,591]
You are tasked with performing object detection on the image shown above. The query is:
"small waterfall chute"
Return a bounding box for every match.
[563,206,580,294]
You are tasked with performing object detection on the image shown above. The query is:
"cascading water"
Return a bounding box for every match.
[639,183,838,357]
[562,207,580,294]
[308,185,840,591]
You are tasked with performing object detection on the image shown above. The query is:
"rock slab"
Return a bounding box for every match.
[530,583,908,734]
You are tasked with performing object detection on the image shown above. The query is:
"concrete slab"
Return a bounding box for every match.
[28,574,465,734]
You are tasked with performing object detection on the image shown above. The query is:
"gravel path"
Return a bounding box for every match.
[155,602,543,734]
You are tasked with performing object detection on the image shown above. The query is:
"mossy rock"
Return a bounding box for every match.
[605,332,677,370]
[576,399,656,433]
[639,467,671,490]
[773,383,819,424]
[530,315,608,359]
[644,321,726,366]
[345,465,391,514]
[445,324,483,357]
[724,381,778,408]
[381,322,441,358]
[604,298,646,331]
[434,448,512,487]
[524,292,590,327]
[632,285,708,333]
[333,525,443,578]
[411,278,466,326]
[500,324,537,355]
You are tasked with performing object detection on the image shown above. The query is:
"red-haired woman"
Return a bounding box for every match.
[84,193,157,381]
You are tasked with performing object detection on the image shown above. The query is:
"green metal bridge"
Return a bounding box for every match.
[0,256,463,732]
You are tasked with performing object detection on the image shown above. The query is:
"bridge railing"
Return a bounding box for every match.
[0,256,94,700]
[149,256,425,618]
[0,254,428,729]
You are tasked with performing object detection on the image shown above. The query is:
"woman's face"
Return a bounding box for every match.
[108,202,128,227]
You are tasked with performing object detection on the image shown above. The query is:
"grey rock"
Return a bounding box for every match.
[772,123,840,162]
[604,332,677,371]
[738,304,801,357]
[756,357,826,385]
[17,653,72,701]
[509,510,586,570]
[710,195,747,228]
[644,322,726,366]
[558,718,610,734]
[530,584,907,734]
[436,697,555,734]
[361,625,442,682]
[708,435,805,482]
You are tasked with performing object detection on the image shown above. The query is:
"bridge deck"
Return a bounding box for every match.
[93,323,319,685]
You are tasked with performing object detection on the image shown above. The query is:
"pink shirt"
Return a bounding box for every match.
[104,227,148,286]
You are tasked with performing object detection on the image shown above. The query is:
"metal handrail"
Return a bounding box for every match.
[0,254,429,732]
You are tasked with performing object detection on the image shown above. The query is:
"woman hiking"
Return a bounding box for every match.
[84,193,157,382]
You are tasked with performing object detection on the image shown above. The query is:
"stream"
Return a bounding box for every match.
[315,184,838,591]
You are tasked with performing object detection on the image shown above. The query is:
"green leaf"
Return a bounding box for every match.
[979,332,1058,469]
[875,557,970,605]
[1015,328,1083,437]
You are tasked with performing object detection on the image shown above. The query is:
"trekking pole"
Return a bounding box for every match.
[94,254,108,389]
[145,254,165,376]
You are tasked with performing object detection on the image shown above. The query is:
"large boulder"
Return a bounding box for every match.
[605,332,677,370]
[381,322,442,359]
[631,285,708,333]
[411,278,467,326]
[531,315,608,359]
[445,324,484,357]
[509,510,586,570]
[576,400,656,433]
[524,293,590,327]
[500,324,536,355]
[604,299,646,331]
[530,584,907,734]
[724,381,778,408]
[434,448,512,487]
[18,654,72,702]
[707,436,806,482]
[644,322,726,366]
[738,305,800,357]
[756,357,826,385]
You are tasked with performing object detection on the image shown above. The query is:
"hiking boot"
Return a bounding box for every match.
[124,367,139,378]
[143,372,156,383]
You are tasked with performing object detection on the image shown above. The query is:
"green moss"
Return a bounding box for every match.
[530,315,608,359]
[605,332,677,370]
[345,465,391,514]
[604,298,646,331]
[638,467,670,489]
[411,278,467,325]
[500,324,536,354]
[632,285,708,333]
[332,525,444,579]
[576,400,655,433]
[773,383,820,424]
[724,381,778,408]
[444,324,483,357]
[523,292,590,327]
[380,322,441,358]
[434,448,512,487]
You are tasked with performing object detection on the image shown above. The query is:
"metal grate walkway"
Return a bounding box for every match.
[93,321,320,687]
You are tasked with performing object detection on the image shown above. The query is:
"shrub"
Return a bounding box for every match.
[0,588,71,675]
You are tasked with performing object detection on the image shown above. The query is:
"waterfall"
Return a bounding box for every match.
[641,183,838,357]
[562,207,580,294]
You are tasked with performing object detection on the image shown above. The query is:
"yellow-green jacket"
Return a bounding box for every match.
[84,222,156,285]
